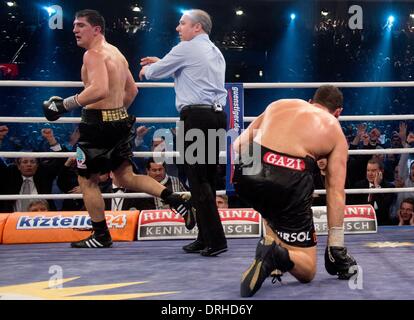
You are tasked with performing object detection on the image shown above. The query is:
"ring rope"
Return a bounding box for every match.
[244,81,414,89]
[0,117,180,124]
[244,115,414,123]
[0,148,412,159]
[0,151,180,158]
[0,190,224,200]
[1,114,414,124]
[1,80,414,88]
[0,81,174,88]
[347,148,414,155]
[0,187,412,201]
[1,80,413,201]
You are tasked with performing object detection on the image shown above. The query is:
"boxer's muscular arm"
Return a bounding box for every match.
[325,126,348,229]
[42,50,109,121]
[123,66,138,109]
[233,112,264,154]
[77,50,109,106]
[324,131,358,279]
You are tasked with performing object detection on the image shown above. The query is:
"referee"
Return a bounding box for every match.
[139,9,228,256]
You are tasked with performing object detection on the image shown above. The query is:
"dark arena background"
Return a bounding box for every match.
[0,0,413,314]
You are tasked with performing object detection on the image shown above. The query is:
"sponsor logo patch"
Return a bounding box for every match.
[76,147,87,169]
[137,209,261,240]
[48,102,58,112]
[263,152,305,171]
[276,230,312,243]
[16,214,127,229]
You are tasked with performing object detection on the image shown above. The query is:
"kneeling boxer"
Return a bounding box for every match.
[233,85,357,297]
[42,9,195,248]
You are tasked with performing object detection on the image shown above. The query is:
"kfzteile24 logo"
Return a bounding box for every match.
[16,214,127,229]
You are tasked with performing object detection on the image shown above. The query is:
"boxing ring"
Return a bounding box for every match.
[0,226,413,300]
[0,80,414,300]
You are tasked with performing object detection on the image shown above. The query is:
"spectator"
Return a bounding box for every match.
[397,198,414,226]
[147,158,187,209]
[0,156,63,212]
[0,124,68,212]
[133,126,179,177]
[134,125,154,151]
[0,125,8,148]
[368,127,383,148]
[28,199,49,212]
[391,130,414,219]
[133,158,188,210]
[390,131,408,221]
[67,126,80,151]
[347,123,375,185]
[102,172,144,211]
[350,158,395,225]
[41,128,61,152]
[390,130,403,149]
[38,127,83,211]
[216,195,229,209]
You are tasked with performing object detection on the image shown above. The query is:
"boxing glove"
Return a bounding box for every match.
[43,95,81,121]
[325,246,357,279]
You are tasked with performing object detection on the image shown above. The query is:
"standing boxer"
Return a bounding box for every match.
[43,9,194,248]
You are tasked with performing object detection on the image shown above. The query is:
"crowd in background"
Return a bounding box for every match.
[1,4,414,226]
[1,119,413,226]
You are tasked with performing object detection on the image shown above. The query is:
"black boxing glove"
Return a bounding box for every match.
[43,95,81,121]
[325,246,357,280]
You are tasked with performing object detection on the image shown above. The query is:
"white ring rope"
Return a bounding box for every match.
[348,148,414,155]
[1,114,414,124]
[244,115,414,123]
[336,188,414,195]
[1,80,414,88]
[0,187,412,201]
[1,81,414,123]
[0,81,175,88]
[0,117,180,124]
[1,80,413,201]
[0,148,413,159]
[244,81,414,89]
[0,151,215,158]
[0,190,225,200]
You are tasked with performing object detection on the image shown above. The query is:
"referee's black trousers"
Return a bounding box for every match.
[180,107,227,248]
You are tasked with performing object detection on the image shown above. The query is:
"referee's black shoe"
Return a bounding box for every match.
[183,239,205,253]
[200,244,228,257]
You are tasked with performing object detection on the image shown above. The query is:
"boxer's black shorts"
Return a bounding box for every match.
[233,142,318,247]
[76,108,136,178]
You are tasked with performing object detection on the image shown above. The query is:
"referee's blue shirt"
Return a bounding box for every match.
[144,34,227,112]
